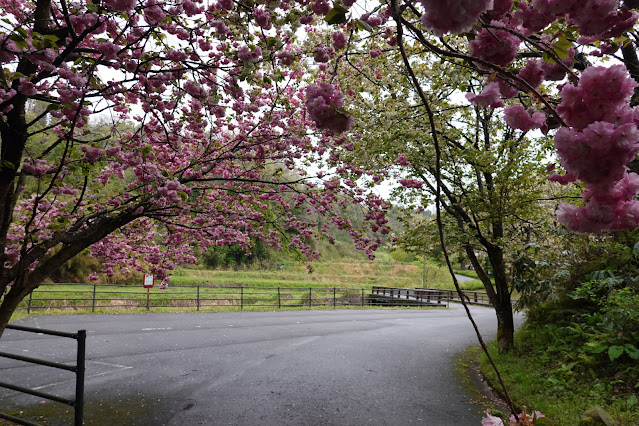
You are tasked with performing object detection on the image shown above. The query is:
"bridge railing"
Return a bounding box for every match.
[369,286,450,307]
[371,286,497,307]
[418,288,493,306]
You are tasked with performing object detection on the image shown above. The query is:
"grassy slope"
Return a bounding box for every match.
[170,261,486,290]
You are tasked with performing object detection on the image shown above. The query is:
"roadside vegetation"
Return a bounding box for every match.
[478,231,639,424]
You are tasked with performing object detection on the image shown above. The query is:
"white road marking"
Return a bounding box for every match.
[30,361,133,391]
[141,327,172,331]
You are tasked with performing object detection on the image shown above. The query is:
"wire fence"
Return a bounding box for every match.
[8,283,500,314]
[13,283,374,313]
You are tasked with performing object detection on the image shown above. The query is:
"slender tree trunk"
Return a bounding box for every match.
[465,243,515,351]
[495,294,515,351]
[487,245,514,351]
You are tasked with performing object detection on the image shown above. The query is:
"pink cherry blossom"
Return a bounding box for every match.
[483,0,513,21]
[557,65,637,130]
[253,8,272,29]
[305,83,353,134]
[311,0,331,15]
[465,82,505,108]
[517,59,544,89]
[419,0,494,37]
[332,32,347,50]
[481,412,504,426]
[503,105,546,132]
[103,0,136,12]
[396,154,410,166]
[469,28,520,68]
[399,178,423,189]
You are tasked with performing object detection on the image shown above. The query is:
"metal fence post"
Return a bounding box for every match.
[278,287,281,309]
[241,286,244,310]
[333,288,336,308]
[308,287,312,308]
[361,289,364,306]
[75,330,86,426]
[197,286,200,311]
[92,283,96,313]
[27,292,33,314]
[146,288,150,311]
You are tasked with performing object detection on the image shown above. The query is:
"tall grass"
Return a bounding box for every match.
[169,260,465,289]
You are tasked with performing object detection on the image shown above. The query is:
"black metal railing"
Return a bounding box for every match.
[13,283,505,314]
[0,325,86,426]
[15,283,372,313]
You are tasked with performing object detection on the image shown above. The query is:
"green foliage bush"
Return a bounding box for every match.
[503,231,639,422]
[389,248,416,263]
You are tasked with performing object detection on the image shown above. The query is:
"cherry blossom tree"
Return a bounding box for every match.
[0,0,390,337]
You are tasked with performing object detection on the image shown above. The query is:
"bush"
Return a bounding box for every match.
[389,248,416,263]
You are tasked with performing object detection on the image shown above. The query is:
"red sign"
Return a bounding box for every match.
[143,274,155,288]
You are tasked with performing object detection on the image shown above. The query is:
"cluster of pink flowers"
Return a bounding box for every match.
[332,32,347,50]
[551,65,639,232]
[103,0,135,13]
[238,45,262,62]
[413,0,639,234]
[514,0,637,40]
[503,105,546,132]
[482,410,545,425]
[469,29,521,68]
[465,82,505,109]
[305,83,353,134]
[313,45,333,63]
[418,0,494,37]
[253,8,272,29]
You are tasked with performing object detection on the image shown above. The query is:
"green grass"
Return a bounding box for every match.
[478,335,639,425]
[453,269,479,279]
[169,260,458,289]
[10,260,482,318]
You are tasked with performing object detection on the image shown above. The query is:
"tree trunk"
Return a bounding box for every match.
[495,294,515,351]
[487,245,514,352]
[0,211,137,337]
[0,285,28,339]
[465,243,515,351]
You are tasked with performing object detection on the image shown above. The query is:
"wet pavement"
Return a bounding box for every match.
[0,306,520,425]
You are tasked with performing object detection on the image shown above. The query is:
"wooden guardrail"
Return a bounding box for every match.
[419,288,493,306]
[371,286,497,307]
[369,286,449,307]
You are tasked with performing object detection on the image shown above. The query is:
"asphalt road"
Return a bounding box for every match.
[0,306,519,425]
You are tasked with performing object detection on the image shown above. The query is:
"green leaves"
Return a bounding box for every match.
[354,19,373,32]
[0,160,16,172]
[542,36,572,64]
[325,5,348,25]
[624,343,639,360]
[605,344,639,361]
[609,345,624,361]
